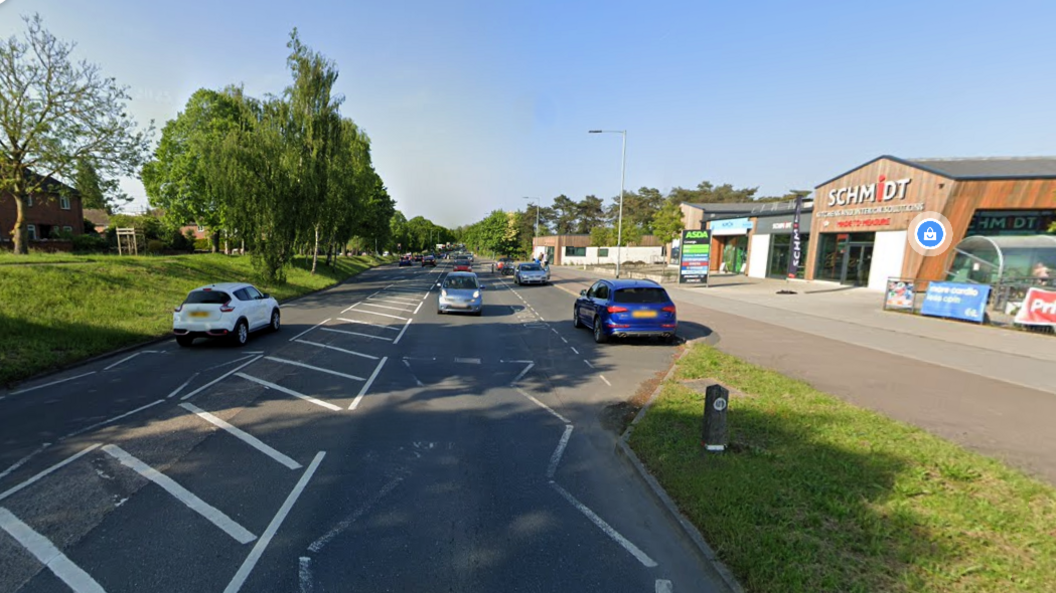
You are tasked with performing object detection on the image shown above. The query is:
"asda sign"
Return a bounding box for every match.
[828,176,912,207]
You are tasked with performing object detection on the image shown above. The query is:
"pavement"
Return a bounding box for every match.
[0,260,730,593]
[547,266,1056,485]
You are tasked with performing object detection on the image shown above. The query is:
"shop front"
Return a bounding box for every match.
[747,212,813,279]
[708,217,753,274]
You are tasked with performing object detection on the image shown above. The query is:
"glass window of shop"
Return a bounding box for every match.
[767,235,810,279]
[815,232,875,285]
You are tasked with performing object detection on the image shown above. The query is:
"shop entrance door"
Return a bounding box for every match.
[841,243,873,286]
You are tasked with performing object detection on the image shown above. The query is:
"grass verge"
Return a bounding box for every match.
[629,343,1056,593]
[0,253,391,386]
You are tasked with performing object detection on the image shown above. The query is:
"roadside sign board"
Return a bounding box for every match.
[1014,288,1056,327]
[678,230,710,284]
[920,282,989,323]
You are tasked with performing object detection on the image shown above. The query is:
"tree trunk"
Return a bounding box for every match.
[211,231,220,253]
[11,192,28,255]
[241,239,245,255]
[311,226,320,275]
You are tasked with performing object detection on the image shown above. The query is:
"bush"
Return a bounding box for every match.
[146,239,166,255]
[193,238,212,251]
[164,227,193,252]
[71,234,108,253]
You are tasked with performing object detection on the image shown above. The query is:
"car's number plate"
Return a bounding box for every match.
[189,311,209,318]
[632,310,658,318]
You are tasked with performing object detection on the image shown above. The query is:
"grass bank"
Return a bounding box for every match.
[629,343,1056,592]
[0,253,390,386]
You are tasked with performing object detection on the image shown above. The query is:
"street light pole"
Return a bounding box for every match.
[589,130,627,278]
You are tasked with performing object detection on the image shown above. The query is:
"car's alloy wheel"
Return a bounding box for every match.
[234,320,249,346]
[593,317,608,343]
[270,310,281,332]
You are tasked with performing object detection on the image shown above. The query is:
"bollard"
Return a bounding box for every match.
[702,383,729,453]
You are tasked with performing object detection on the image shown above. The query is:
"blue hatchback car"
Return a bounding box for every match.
[573,279,677,343]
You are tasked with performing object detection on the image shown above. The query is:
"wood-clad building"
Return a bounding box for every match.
[807,155,1056,289]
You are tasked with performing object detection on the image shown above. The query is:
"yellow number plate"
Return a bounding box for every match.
[632,310,658,318]
[190,311,209,318]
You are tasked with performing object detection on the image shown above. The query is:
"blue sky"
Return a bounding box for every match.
[2,0,1055,228]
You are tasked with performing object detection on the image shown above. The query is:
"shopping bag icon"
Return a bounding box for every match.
[923,227,937,241]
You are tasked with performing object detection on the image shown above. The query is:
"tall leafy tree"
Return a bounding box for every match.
[551,194,578,234]
[574,195,606,234]
[75,158,129,213]
[651,200,685,246]
[0,14,152,254]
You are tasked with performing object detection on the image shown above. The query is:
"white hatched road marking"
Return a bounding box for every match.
[264,356,364,381]
[337,317,401,332]
[547,425,574,479]
[454,358,481,364]
[0,443,51,482]
[166,372,200,399]
[0,444,101,503]
[350,309,408,321]
[358,302,412,313]
[65,399,166,439]
[513,387,571,424]
[11,372,96,395]
[307,473,404,553]
[598,375,613,387]
[299,556,313,593]
[512,362,535,384]
[204,354,257,372]
[370,296,417,305]
[413,301,423,314]
[583,359,595,369]
[181,356,263,401]
[318,327,393,341]
[236,373,342,412]
[393,318,414,345]
[101,445,257,544]
[288,318,332,342]
[179,403,301,470]
[0,508,106,593]
[551,482,657,567]
[295,340,379,361]
[103,351,146,371]
[350,357,388,410]
[570,347,579,354]
[656,579,673,593]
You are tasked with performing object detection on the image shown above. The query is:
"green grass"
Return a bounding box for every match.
[629,344,1056,593]
[0,253,391,386]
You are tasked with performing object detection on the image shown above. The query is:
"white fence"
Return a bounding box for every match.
[559,246,664,266]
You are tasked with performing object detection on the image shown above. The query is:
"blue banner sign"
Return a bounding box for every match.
[920,282,990,323]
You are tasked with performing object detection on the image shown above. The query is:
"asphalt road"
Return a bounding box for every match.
[0,260,731,593]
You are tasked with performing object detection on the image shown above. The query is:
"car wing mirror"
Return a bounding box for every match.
[480,285,486,290]
[579,289,587,296]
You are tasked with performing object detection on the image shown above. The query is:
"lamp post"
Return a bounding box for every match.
[521,197,540,236]
[588,129,626,278]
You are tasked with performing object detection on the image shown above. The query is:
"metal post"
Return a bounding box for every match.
[616,131,626,278]
[702,383,729,453]
[535,205,540,237]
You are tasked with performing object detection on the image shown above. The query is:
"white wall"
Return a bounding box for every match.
[562,246,664,266]
[748,234,771,278]
[868,230,907,291]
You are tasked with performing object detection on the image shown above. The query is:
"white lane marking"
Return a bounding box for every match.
[551,327,560,334]
[295,340,379,361]
[561,337,569,344]
[0,444,101,503]
[10,372,96,395]
[392,318,413,345]
[500,359,534,364]
[413,301,423,315]
[583,359,595,369]
[243,351,265,355]
[204,354,257,372]
[65,399,166,439]
[337,317,401,332]
[236,374,342,412]
[179,403,301,470]
[101,444,256,544]
[181,356,263,401]
[0,507,107,593]
[598,375,613,387]
[571,347,579,354]
[547,424,574,479]
[104,352,143,371]
[370,294,417,303]
[264,357,364,381]
[0,443,52,482]
[166,372,200,399]
[307,473,404,553]
[288,318,332,342]
[551,481,658,567]
[298,556,313,593]
[318,327,393,341]
[656,579,673,593]
[512,362,535,384]
[351,309,408,321]
[514,387,571,424]
[350,357,387,410]
[358,302,412,313]
[454,358,481,364]
[340,302,361,313]
[224,451,325,593]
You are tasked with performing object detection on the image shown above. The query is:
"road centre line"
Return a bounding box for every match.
[358,302,412,313]
[65,399,166,439]
[10,372,96,396]
[236,373,342,412]
[295,340,379,361]
[598,375,613,387]
[513,386,571,424]
[181,356,263,401]
[179,403,301,470]
[583,360,595,369]
[547,424,574,479]
[413,301,423,314]
[0,444,102,503]
[350,357,388,410]
[392,318,413,345]
[102,444,257,544]
[166,372,200,399]
[224,451,326,593]
[561,337,569,343]
[0,443,52,482]
[337,317,401,331]
[319,327,393,341]
[0,508,106,593]
[550,482,657,568]
[350,309,409,321]
[289,318,332,342]
[570,347,579,354]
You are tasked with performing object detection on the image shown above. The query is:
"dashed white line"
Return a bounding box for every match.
[166,372,200,399]
[179,403,301,470]
[392,318,414,345]
[0,444,102,503]
[454,357,482,364]
[413,301,423,315]
[65,399,166,438]
[319,327,393,341]
[598,375,613,387]
[570,347,579,354]
[236,374,343,412]
[295,340,379,361]
[288,318,332,342]
[0,508,106,593]
[547,425,574,479]
[583,359,595,369]
[10,372,96,396]
[102,444,257,544]
[264,357,364,380]
[0,443,52,482]
[349,357,388,410]
[513,386,571,424]
[224,451,326,593]
[561,337,569,343]
[551,481,657,567]
[181,356,263,401]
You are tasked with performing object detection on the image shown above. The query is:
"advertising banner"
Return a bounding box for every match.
[885,279,915,310]
[920,282,990,323]
[1014,288,1056,326]
[786,196,802,279]
[678,230,710,284]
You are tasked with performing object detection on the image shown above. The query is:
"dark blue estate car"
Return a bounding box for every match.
[573,279,677,343]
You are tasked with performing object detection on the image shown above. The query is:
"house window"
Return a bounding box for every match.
[27,225,37,241]
[63,226,73,234]
[60,195,71,210]
[197,225,204,232]
[598,248,610,257]
[564,246,587,257]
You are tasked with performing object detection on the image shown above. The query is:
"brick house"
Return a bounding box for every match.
[84,208,110,234]
[0,174,83,245]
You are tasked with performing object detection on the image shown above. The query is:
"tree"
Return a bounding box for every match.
[575,195,606,234]
[551,194,578,234]
[75,158,129,213]
[0,14,153,254]
[589,226,614,247]
[651,200,685,246]
[668,181,759,204]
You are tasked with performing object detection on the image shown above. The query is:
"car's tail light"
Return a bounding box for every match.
[219,301,235,312]
[607,306,628,313]
[174,304,183,313]
[662,305,677,314]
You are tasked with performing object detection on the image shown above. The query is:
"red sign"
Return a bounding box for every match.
[835,218,892,229]
[1015,288,1056,326]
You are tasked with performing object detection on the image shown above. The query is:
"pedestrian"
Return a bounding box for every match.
[1032,261,1050,279]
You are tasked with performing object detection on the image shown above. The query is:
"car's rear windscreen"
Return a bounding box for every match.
[185,290,231,304]
[613,288,668,304]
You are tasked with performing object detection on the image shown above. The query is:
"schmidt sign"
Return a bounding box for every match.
[828,176,912,207]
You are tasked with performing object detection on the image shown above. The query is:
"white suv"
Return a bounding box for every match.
[173,283,280,347]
